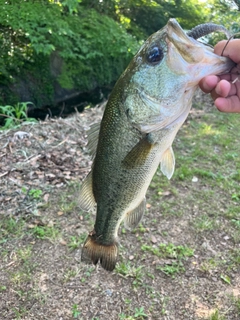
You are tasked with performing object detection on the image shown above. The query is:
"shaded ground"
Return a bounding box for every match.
[0,91,239,320]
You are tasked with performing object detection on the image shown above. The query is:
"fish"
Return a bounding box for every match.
[79,19,235,271]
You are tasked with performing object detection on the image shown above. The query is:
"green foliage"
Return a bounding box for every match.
[141,243,194,259]
[72,304,81,318]
[22,187,43,200]
[0,0,138,106]
[141,243,194,277]
[0,0,237,107]
[82,0,211,38]
[0,102,37,129]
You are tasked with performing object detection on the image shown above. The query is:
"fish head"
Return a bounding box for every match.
[121,19,235,132]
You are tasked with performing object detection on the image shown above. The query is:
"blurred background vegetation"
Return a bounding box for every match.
[0,0,239,115]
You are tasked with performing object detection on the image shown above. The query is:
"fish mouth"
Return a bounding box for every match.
[166,19,205,64]
[165,19,235,80]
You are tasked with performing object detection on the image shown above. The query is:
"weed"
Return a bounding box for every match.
[209,309,226,320]
[12,306,29,319]
[133,307,147,318]
[193,214,216,231]
[119,306,147,320]
[0,285,6,291]
[68,234,87,250]
[157,261,185,277]
[115,262,144,287]
[220,274,231,285]
[72,304,81,318]
[22,187,43,199]
[0,217,26,243]
[141,243,194,259]
[142,243,193,277]
[233,297,240,315]
[64,267,81,282]
[0,102,36,129]
[30,225,60,240]
[231,219,240,229]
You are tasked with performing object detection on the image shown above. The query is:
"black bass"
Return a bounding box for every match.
[79,19,234,271]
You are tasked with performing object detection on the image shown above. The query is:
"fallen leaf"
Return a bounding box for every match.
[151,235,157,244]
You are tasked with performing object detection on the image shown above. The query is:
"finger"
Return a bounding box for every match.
[214,39,240,64]
[215,95,240,113]
[214,80,231,97]
[199,75,220,93]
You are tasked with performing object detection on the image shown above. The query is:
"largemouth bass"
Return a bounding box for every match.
[79,19,234,271]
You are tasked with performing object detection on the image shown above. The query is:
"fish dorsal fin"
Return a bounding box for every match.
[160,147,175,180]
[79,171,96,211]
[87,122,101,158]
[124,198,146,230]
[122,136,154,169]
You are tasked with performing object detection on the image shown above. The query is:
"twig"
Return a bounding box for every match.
[24,154,41,163]
[0,171,8,178]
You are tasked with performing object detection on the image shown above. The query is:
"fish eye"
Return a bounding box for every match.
[147,46,163,64]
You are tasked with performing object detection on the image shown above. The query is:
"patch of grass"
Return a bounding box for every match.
[12,306,29,320]
[200,248,240,274]
[193,214,217,231]
[233,297,240,315]
[64,267,81,282]
[72,304,81,318]
[0,217,26,244]
[22,187,43,199]
[141,243,194,259]
[115,262,144,287]
[157,261,185,277]
[119,306,147,320]
[208,309,226,320]
[141,243,194,277]
[0,102,37,130]
[67,233,87,250]
[80,266,95,283]
[30,225,60,240]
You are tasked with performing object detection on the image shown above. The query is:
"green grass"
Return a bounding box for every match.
[0,217,26,245]
[67,234,87,250]
[141,243,194,259]
[141,243,194,277]
[30,225,61,240]
[208,309,226,320]
[115,262,144,287]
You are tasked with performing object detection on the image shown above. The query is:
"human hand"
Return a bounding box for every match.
[199,39,240,113]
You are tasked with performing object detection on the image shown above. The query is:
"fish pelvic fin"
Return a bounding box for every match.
[124,198,146,229]
[160,147,175,180]
[81,233,118,272]
[122,136,154,169]
[79,171,96,211]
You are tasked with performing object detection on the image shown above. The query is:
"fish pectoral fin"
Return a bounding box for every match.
[124,198,146,230]
[160,147,175,180]
[79,171,96,211]
[122,136,154,169]
[87,122,101,158]
[81,235,118,271]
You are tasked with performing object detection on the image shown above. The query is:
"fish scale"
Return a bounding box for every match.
[79,19,235,271]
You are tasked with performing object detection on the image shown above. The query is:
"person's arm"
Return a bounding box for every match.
[199,39,240,113]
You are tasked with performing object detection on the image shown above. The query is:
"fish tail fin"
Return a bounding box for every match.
[81,235,118,271]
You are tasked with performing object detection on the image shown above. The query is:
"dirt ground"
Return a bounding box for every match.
[0,92,239,320]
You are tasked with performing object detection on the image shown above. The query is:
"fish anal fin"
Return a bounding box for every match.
[122,137,154,169]
[160,147,175,180]
[87,122,101,158]
[81,234,118,271]
[79,171,96,211]
[124,198,146,230]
